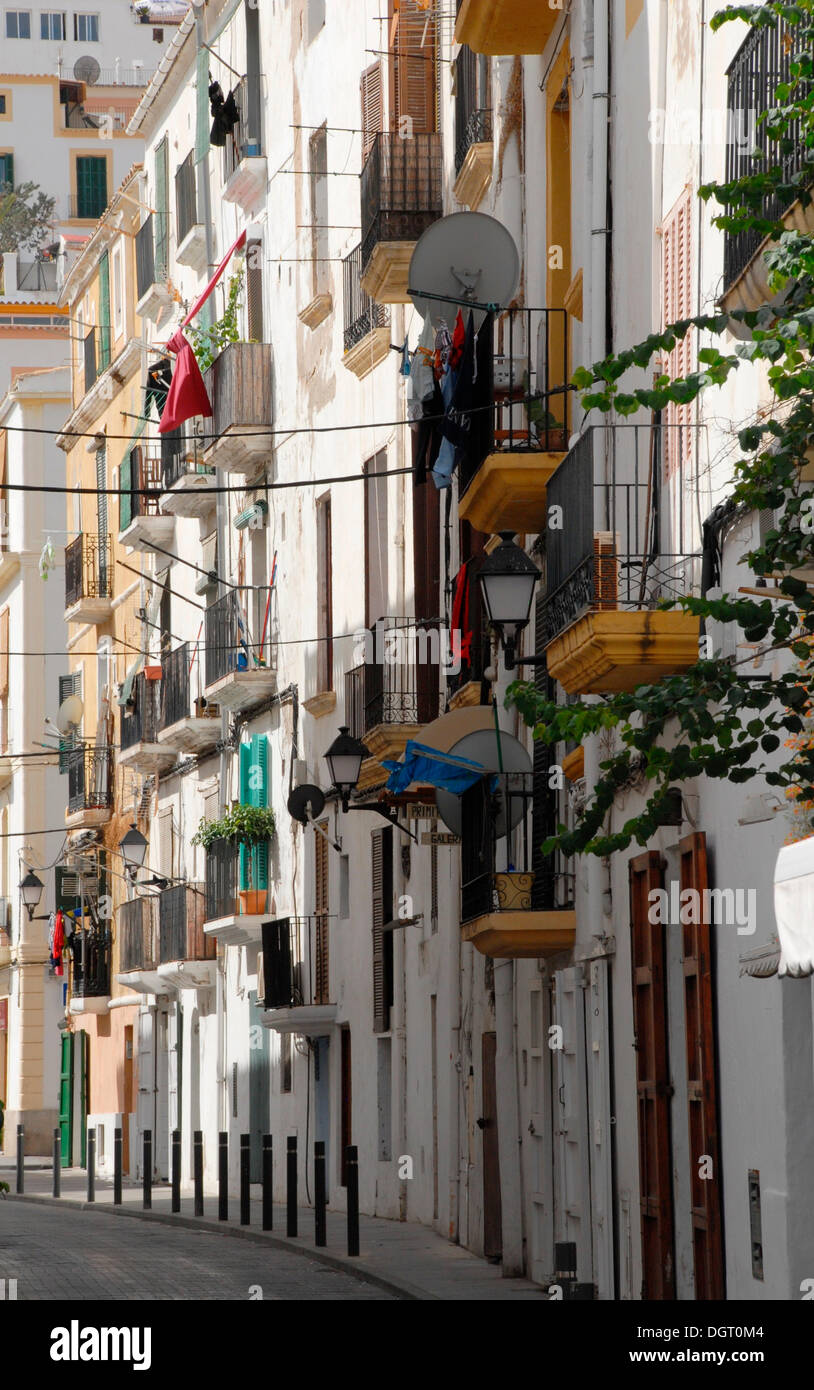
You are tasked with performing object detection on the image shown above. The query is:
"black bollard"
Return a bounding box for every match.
[193,1130,204,1217]
[171,1129,181,1214]
[262,1134,273,1231]
[113,1127,122,1205]
[142,1129,152,1210]
[240,1133,250,1226]
[52,1128,61,1199]
[286,1136,297,1237]
[314,1141,327,1247]
[15,1124,23,1194]
[218,1131,228,1221]
[87,1128,96,1202]
[346,1145,360,1257]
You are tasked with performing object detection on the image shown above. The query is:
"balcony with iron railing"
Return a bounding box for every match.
[222,75,267,213]
[159,426,217,516]
[66,745,113,828]
[204,589,277,712]
[360,132,443,303]
[723,18,812,310]
[456,306,570,537]
[135,212,172,321]
[157,883,216,988]
[446,558,491,709]
[454,43,493,208]
[64,532,112,624]
[541,424,703,694]
[201,341,273,475]
[69,928,112,1011]
[119,672,176,773]
[342,242,390,378]
[260,916,336,1036]
[175,153,202,259]
[455,0,561,56]
[460,771,575,959]
[67,189,109,222]
[158,641,220,754]
[118,897,156,974]
[119,445,176,553]
[344,616,443,788]
[203,838,269,946]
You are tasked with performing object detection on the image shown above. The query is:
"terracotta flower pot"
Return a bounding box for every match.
[494,871,535,911]
[239,889,267,915]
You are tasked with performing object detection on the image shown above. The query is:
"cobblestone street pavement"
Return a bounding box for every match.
[0,1201,397,1300]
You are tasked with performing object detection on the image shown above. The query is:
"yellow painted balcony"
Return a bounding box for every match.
[546,610,700,695]
[359,134,442,304]
[457,306,569,537]
[456,0,561,55]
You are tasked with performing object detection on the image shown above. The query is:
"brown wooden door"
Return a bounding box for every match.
[630,851,675,1299]
[340,1027,352,1187]
[481,1031,502,1261]
[679,832,725,1300]
[314,824,330,1005]
[123,1025,133,1171]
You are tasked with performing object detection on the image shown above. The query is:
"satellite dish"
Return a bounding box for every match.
[408,212,521,326]
[287,784,326,827]
[56,694,84,736]
[74,55,101,86]
[436,730,532,837]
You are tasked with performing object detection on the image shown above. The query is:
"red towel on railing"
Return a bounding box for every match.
[158,329,212,433]
[52,908,64,977]
[451,560,472,667]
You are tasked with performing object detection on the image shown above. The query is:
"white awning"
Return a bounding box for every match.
[774,840,814,978]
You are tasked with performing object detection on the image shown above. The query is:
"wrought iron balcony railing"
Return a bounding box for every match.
[724,18,811,288]
[455,43,493,174]
[160,642,194,730]
[121,673,161,751]
[460,771,570,924]
[360,132,443,274]
[118,897,156,973]
[344,617,442,740]
[158,883,214,965]
[70,929,112,997]
[160,429,214,489]
[135,212,168,299]
[120,446,161,531]
[342,241,390,351]
[541,423,703,647]
[205,589,273,688]
[65,532,112,610]
[67,745,113,816]
[205,839,238,921]
[223,75,262,181]
[203,341,273,444]
[261,916,330,1010]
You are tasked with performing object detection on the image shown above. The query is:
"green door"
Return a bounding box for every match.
[76,156,108,219]
[98,250,111,370]
[248,991,270,1182]
[59,1034,74,1167]
[79,1032,89,1168]
[239,735,269,892]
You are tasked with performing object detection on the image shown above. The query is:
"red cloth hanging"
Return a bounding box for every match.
[449,310,466,373]
[52,908,64,978]
[158,329,212,433]
[451,560,473,666]
[182,228,247,327]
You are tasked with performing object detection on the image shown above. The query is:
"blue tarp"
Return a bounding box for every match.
[382,740,490,795]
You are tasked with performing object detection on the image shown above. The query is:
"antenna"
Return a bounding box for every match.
[55,694,84,737]
[408,212,521,327]
[74,55,102,86]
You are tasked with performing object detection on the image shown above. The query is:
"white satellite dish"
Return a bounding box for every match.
[56,694,84,736]
[74,55,101,86]
[408,212,521,327]
[436,730,532,837]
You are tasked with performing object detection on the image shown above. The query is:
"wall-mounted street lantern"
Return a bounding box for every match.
[20,869,48,921]
[317,727,417,843]
[478,532,547,672]
[119,825,149,880]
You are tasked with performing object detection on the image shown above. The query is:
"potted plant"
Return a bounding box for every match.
[192,803,276,915]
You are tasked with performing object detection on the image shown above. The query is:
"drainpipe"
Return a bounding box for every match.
[589,0,610,367]
[494,959,523,1276]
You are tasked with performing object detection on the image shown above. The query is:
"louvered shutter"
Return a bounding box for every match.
[315,824,329,1004]
[679,831,725,1299]
[0,607,8,697]
[593,531,619,609]
[118,449,132,533]
[390,0,437,133]
[154,137,169,281]
[238,740,252,889]
[662,189,693,477]
[96,446,108,552]
[261,918,293,1009]
[361,61,383,161]
[251,733,269,893]
[58,671,81,773]
[0,154,14,188]
[531,596,555,911]
[98,250,111,369]
[247,239,263,343]
[630,850,676,1300]
[55,865,81,916]
[372,828,387,1032]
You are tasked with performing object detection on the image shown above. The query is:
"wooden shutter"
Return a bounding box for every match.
[316,495,333,693]
[0,153,13,187]
[679,831,725,1300]
[360,61,383,161]
[57,671,81,773]
[247,239,263,343]
[76,157,107,219]
[0,607,8,697]
[96,445,108,550]
[630,849,676,1299]
[251,733,269,893]
[315,823,329,1005]
[98,250,111,369]
[261,918,292,1008]
[371,827,393,1032]
[118,448,132,533]
[154,137,169,279]
[593,532,619,609]
[389,0,437,133]
[531,601,556,910]
[662,188,693,476]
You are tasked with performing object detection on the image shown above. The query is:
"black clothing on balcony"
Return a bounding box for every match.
[433,311,477,490]
[209,81,239,147]
[143,357,172,419]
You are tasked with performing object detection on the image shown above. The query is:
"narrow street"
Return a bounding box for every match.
[0,1203,396,1301]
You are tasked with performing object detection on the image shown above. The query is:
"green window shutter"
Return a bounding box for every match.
[98,251,111,369]
[154,137,169,280]
[239,740,252,889]
[57,672,80,773]
[55,866,81,915]
[76,157,107,220]
[119,450,132,532]
[0,153,13,187]
[250,734,268,807]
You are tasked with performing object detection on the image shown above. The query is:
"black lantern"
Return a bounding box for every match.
[20,869,44,920]
[325,726,368,811]
[478,532,543,670]
[120,825,148,878]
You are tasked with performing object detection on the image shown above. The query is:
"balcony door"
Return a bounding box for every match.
[481,1031,502,1260]
[248,990,270,1183]
[552,967,593,1283]
[364,449,389,630]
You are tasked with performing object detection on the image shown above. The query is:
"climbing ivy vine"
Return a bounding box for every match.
[510,0,814,858]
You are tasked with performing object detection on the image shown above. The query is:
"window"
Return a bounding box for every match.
[96,638,114,718]
[111,241,123,339]
[40,11,65,39]
[0,96,6,116]
[308,125,328,295]
[5,11,31,38]
[315,493,332,692]
[73,11,98,41]
[314,823,329,1005]
[371,827,394,1033]
[377,1037,392,1160]
[0,154,14,189]
[662,187,693,477]
[74,155,107,220]
[281,1032,292,1093]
